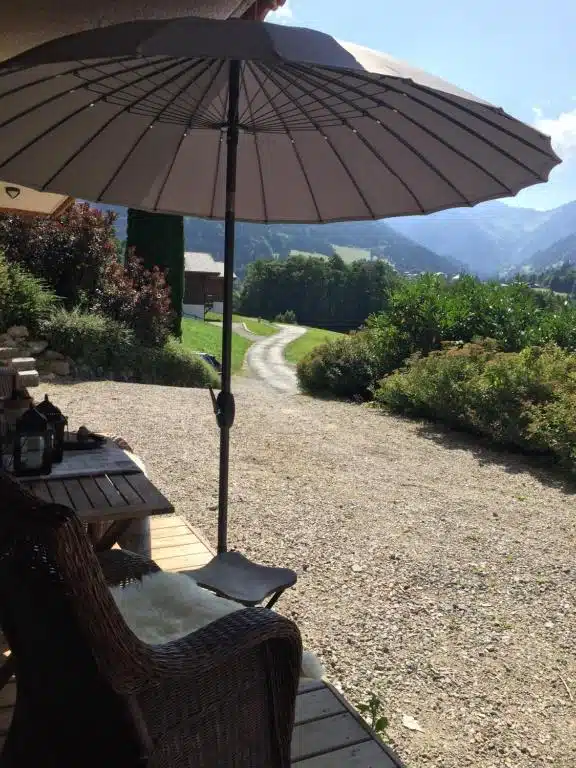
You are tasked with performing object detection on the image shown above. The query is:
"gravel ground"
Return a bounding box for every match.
[42,378,576,768]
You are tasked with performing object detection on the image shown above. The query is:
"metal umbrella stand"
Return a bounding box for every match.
[0,18,560,586]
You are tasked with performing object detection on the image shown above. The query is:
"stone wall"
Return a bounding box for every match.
[0,325,71,387]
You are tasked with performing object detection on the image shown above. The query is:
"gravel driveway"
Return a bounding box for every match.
[246,324,306,393]
[42,378,576,768]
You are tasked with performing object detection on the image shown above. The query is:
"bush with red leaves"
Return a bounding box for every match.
[0,203,175,348]
[0,202,117,308]
[94,248,174,347]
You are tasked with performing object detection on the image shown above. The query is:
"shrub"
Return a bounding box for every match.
[93,249,174,347]
[297,333,379,399]
[0,251,58,333]
[42,310,218,388]
[275,310,298,324]
[374,341,576,465]
[133,339,219,388]
[42,309,136,372]
[0,203,117,307]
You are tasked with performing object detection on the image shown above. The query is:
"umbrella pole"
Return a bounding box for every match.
[216,59,241,554]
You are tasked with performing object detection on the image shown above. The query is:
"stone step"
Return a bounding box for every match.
[0,347,19,361]
[9,357,36,372]
[17,370,39,388]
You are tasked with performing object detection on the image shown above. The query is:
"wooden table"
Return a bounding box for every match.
[21,463,173,557]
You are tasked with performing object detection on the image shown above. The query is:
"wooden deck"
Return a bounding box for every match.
[0,516,403,767]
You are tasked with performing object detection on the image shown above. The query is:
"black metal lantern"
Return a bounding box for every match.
[36,394,67,463]
[13,405,52,477]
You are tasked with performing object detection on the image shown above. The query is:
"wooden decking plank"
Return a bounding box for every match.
[295,688,346,725]
[149,515,186,529]
[154,552,212,571]
[150,526,193,540]
[298,680,326,695]
[149,533,199,547]
[291,713,370,762]
[294,740,397,767]
[151,542,208,557]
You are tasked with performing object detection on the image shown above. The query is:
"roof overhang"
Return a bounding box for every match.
[0,182,75,218]
[0,1,283,62]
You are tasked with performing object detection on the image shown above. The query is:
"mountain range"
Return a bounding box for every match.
[96,199,576,279]
[387,200,576,277]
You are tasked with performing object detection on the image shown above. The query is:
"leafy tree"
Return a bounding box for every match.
[126,209,184,337]
[237,255,399,331]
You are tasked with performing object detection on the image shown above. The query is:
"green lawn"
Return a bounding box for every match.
[181,317,252,373]
[284,327,344,364]
[205,312,279,337]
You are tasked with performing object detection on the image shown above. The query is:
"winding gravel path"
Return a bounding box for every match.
[246,324,306,393]
[41,378,576,768]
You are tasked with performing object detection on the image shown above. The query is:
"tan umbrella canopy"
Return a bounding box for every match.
[0,17,560,553]
[0,180,74,217]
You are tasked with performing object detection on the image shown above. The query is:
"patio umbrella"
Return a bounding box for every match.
[0,17,560,555]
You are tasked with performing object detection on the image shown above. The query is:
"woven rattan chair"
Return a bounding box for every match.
[0,472,302,767]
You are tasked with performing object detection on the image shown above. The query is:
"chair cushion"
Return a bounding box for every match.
[110,571,323,679]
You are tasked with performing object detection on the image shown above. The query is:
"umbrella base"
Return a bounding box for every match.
[185,551,297,607]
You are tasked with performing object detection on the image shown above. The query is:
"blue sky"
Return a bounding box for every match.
[270,0,576,211]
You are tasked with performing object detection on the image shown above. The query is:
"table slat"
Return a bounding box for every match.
[45,480,72,507]
[93,475,126,507]
[124,473,170,508]
[78,476,108,508]
[111,475,142,505]
[62,478,93,512]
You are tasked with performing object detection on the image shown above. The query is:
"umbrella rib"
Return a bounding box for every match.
[96,61,224,201]
[276,65,428,216]
[248,63,323,222]
[0,56,180,135]
[405,80,557,160]
[310,65,549,180]
[242,63,268,222]
[264,65,377,219]
[0,58,194,176]
[153,59,227,211]
[42,58,219,191]
[0,55,156,96]
[294,65,516,196]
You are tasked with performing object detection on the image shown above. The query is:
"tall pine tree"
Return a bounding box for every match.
[126,209,184,337]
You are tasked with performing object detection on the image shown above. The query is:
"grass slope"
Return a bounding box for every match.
[205,312,279,337]
[284,327,344,364]
[181,317,251,373]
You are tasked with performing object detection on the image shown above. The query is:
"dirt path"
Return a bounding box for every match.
[246,324,306,393]
[43,378,576,768]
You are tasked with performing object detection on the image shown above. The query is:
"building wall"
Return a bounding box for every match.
[182,304,206,319]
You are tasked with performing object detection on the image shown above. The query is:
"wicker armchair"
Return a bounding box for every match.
[0,474,302,767]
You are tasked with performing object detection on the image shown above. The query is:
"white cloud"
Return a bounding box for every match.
[269,1,294,24]
[533,106,576,157]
